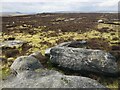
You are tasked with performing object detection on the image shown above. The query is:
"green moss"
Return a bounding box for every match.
[103,79,118,89]
[98,76,119,90]
[1,67,11,80]
[106,81,118,89]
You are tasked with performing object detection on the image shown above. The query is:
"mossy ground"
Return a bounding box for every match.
[1,13,120,89]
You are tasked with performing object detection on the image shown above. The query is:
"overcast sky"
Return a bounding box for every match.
[1,0,119,13]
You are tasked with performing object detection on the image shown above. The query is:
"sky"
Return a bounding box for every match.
[0,0,120,13]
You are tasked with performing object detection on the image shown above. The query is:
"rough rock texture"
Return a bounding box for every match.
[0,40,26,49]
[2,70,106,88]
[49,42,119,76]
[45,41,87,56]
[10,56,43,73]
[45,41,73,56]
[2,54,107,89]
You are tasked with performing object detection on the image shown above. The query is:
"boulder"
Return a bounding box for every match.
[49,41,119,76]
[10,55,43,73]
[2,51,107,89]
[2,69,106,89]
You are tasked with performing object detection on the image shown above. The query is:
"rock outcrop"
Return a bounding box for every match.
[2,53,107,89]
[49,41,119,76]
[0,40,28,58]
[2,70,106,88]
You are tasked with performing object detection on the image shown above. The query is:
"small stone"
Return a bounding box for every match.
[0,40,26,49]
[98,20,104,23]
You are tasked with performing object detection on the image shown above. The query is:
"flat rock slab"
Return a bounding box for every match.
[49,42,119,76]
[0,40,26,49]
[2,69,106,89]
[45,41,87,56]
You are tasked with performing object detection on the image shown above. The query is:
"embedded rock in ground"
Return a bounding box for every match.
[45,41,87,56]
[49,41,119,76]
[2,52,107,89]
[0,40,26,49]
[45,41,73,56]
[2,70,107,88]
[0,40,29,58]
[10,55,43,73]
[2,67,106,88]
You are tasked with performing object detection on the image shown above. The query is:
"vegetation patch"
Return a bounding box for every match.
[1,13,120,89]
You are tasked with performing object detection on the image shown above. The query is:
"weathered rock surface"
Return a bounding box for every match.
[2,53,107,89]
[0,40,26,49]
[2,70,107,88]
[45,41,73,56]
[45,41,87,56]
[49,41,119,76]
[10,55,43,73]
